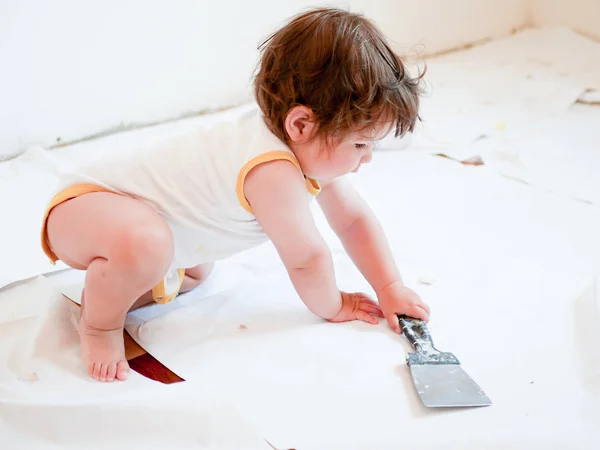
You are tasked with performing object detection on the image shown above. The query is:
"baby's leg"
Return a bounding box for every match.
[47,192,174,382]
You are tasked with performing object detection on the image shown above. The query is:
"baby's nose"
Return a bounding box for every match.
[362,151,373,164]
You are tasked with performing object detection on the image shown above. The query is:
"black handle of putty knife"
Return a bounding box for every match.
[397,314,434,353]
[397,315,460,366]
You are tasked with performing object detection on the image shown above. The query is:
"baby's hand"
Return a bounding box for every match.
[377,282,431,333]
[326,292,385,325]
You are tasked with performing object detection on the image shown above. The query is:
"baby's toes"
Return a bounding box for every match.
[115,359,130,381]
[99,363,109,382]
[92,363,103,380]
[106,362,118,382]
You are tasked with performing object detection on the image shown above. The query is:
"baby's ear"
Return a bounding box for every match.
[284,106,317,143]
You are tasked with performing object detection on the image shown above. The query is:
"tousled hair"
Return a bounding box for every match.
[253,7,425,144]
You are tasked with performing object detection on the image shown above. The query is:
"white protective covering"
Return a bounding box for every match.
[1,27,600,449]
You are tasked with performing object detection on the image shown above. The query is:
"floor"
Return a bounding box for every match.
[1,26,600,449]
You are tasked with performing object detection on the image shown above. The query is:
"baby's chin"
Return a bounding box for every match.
[302,169,326,180]
[304,165,356,181]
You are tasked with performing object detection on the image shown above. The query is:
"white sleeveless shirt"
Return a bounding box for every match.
[54,104,321,269]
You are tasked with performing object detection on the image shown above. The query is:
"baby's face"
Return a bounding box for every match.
[295,130,383,181]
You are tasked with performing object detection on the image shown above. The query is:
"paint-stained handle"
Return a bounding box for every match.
[398,315,461,366]
[397,314,434,352]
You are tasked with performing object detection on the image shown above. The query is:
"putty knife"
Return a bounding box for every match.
[398,314,492,408]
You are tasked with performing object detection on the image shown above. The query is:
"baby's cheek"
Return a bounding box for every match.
[329,152,359,176]
[336,160,354,174]
[348,154,362,170]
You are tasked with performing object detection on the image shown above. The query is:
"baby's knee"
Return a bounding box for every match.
[110,221,174,278]
[186,263,214,283]
[181,263,214,292]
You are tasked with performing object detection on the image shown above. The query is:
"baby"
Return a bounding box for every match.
[41,7,430,382]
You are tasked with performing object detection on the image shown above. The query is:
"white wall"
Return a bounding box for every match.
[0,0,529,158]
[531,0,600,40]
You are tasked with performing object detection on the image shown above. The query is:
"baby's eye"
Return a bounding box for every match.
[354,143,367,149]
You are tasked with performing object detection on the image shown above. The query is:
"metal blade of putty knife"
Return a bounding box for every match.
[398,315,492,408]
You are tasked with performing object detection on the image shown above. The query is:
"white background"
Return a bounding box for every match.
[0,0,529,157]
[0,0,597,158]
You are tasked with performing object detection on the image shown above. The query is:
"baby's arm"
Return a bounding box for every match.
[246,161,383,324]
[316,177,430,331]
[245,160,342,319]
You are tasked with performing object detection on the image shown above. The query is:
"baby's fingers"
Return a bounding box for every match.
[410,304,430,322]
[355,309,379,325]
[354,293,378,305]
[397,303,430,323]
[385,305,430,334]
[359,300,384,318]
[419,302,431,315]
[385,314,402,334]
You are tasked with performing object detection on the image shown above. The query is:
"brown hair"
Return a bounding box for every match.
[253,7,425,144]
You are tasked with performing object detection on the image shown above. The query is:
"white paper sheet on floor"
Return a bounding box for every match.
[0,146,68,288]
[2,26,600,449]
[482,104,600,205]
[0,276,273,449]
[407,27,600,152]
[399,27,600,207]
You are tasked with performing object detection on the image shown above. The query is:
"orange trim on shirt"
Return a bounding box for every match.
[305,176,321,196]
[40,184,118,264]
[236,151,321,213]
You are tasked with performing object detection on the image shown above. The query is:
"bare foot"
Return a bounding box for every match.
[79,315,130,382]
